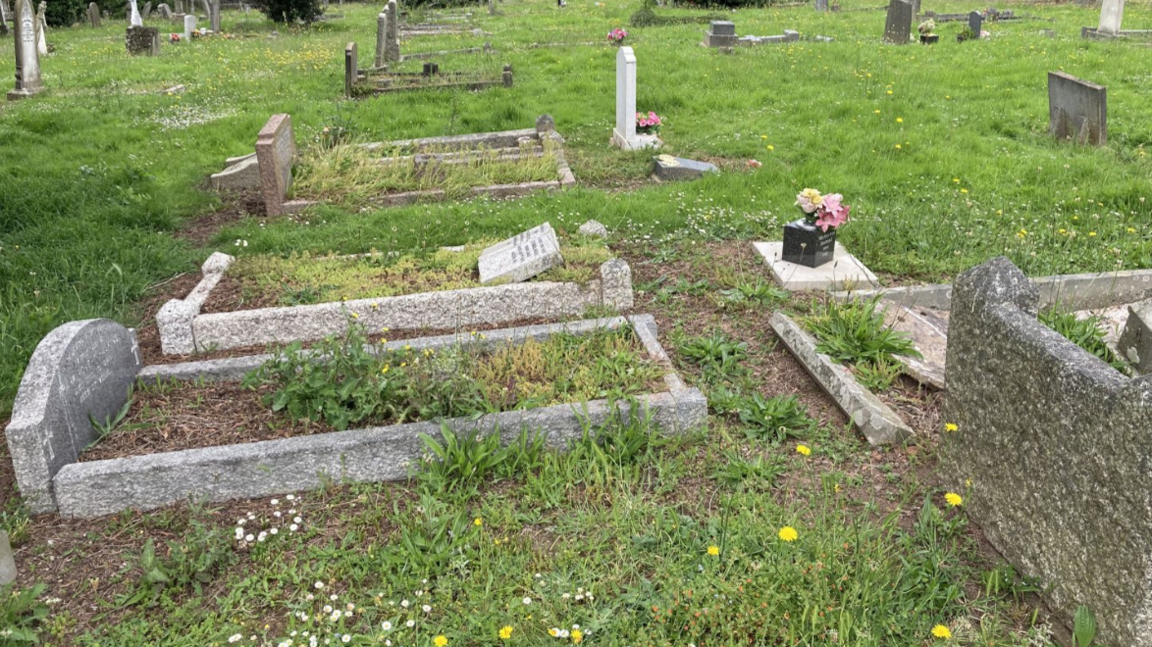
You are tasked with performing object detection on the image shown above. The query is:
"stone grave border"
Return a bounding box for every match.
[47,314,706,517]
[1081,26,1152,40]
[156,236,628,355]
[770,312,914,446]
[346,41,511,96]
[830,267,1152,312]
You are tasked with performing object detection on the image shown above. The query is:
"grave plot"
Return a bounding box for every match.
[345,41,511,96]
[295,114,575,207]
[6,314,705,517]
[156,223,632,355]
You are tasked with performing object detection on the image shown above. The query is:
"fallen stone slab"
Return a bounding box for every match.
[770,311,914,445]
[883,304,948,389]
[210,152,260,191]
[653,155,718,181]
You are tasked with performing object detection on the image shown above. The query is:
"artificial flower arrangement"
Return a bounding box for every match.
[169,33,181,42]
[918,19,936,35]
[636,111,662,135]
[607,28,627,43]
[782,188,851,267]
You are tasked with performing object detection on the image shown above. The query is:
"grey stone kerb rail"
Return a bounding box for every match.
[8,314,705,518]
[157,252,633,355]
[939,257,1152,647]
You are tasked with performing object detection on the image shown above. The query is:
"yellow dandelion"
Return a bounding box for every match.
[778,526,799,542]
[932,625,952,640]
[381,365,390,374]
[474,517,483,527]
[944,492,963,507]
[767,144,775,151]
[945,423,958,432]
[796,444,811,456]
[707,545,720,556]
[499,626,513,640]
[960,188,968,194]
[1089,231,1097,237]
[874,109,881,114]
[895,144,902,149]
[760,135,768,140]
[435,636,448,647]
[1128,227,1137,233]
[896,117,904,123]
[571,630,583,644]
[834,483,842,493]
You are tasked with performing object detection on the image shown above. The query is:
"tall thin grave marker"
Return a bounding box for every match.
[610,46,659,150]
[8,0,42,101]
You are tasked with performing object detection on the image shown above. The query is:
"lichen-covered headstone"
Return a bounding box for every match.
[883,0,912,43]
[1048,71,1107,145]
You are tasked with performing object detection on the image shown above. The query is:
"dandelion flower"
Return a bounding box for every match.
[896,117,904,123]
[778,526,799,542]
[932,625,952,639]
[434,636,448,647]
[474,517,483,527]
[499,626,513,640]
[945,492,963,507]
[796,445,811,456]
[944,423,958,432]
[707,545,720,556]
[571,629,584,644]
[767,145,774,151]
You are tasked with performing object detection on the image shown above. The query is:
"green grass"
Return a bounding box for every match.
[2,0,1152,413]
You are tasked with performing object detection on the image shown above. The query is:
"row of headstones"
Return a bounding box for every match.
[883,0,985,43]
[374,0,399,68]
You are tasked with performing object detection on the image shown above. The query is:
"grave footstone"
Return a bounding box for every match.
[578,219,608,238]
[610,46,659,150]
[478,223,564,284]
[883,0,912,43]
[0,531,13,586]
[384,0,399,62]
[653,154,718,181]
[8,0,43,101]
[1048,71,1106,146]
[703,20,736,47]
[255,113,296,216]
[88,1,101,26]
[1098,0,1123,35]
[374,10,386,67]
[968,10,982,34]
[183,12,194,38]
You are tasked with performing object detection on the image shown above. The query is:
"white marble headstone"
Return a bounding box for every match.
[129,0,143,26]
[183,12,195,38]
[478,222,564,284]
[614,46,636,143]
[1098,0,1124,35]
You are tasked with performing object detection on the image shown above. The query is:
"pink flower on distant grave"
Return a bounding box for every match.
[746,159,762,169]
[815,193,850,231]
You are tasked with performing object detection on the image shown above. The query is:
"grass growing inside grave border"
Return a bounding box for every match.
[1038,304,1129,373]
[802,296,921,392]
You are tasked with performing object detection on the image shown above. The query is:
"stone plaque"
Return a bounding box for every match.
[1048,71,1107,145]
[883,0,912,44]
[254,113,296,216]
[4,319,141,513]
[478,222,564,284]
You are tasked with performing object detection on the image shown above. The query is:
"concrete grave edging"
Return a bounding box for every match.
[53,314,706,518]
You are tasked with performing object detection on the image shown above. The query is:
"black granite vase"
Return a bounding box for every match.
[782,219,836,268]
[920,34,939,44]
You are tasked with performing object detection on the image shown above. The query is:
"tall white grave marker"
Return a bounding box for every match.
[183,12,195,38]
[610,46,660,150]
[8,0,42,101]
[1098,0,1123,36]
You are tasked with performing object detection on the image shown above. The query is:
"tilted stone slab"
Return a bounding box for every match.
[4,320,141,513]
[769,312,913,445]
[1048,71,1107,146]
[478,222,563,284]
[209,153,260,191]
[939,257,1152,647]
[54,314,705,517]
[254,113,296,216]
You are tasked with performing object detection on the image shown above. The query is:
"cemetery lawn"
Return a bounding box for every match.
[0,0,1150,643]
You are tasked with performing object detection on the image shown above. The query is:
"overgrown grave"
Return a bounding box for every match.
[6,313,704,517]
[156,221,630,355]
[346,41,511,97]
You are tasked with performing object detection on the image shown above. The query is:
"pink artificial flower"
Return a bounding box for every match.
[746,159,762,169]
[814,193,850,231]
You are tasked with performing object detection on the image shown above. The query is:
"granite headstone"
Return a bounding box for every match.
[255,113,296,216]
[478,222,564,284]
[1048,71,1107,145]
[883,0,912,43]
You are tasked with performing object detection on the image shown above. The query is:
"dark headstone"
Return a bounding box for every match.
[883,0,913,44]
[502,64,513,87]
[1048,71,1107,145]
[781,219,836,267]
[653,155,719,181]
[126,24,160,54]
[344,41,356,96]
[4,319,141,512]
[940,256,1152,647]
[704,20,736,47]
[968,10,982,34]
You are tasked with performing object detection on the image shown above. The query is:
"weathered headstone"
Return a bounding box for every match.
[610,46,658,150]
[255,113,296,216]
[535,113,555,133]
[143,1,152,17]
[1048,71,1106,146]
[374,10,386,68]
[478,222,564,284]
[1098,0,1123,36]
[157,2,169,18]
[1118,300,1152,373]
[175,0,183,13]
[34,0,45,55]
[183,12,194,38]
[940,256,1152,647]
[210,152,260,191]
[126,24,160,54]
[86,1,100,26]
[384,0,399,63]
[209,0,219,30]
[4,319,141,513]
[883,0,912,44]
[199,0,208,17]
[703,20,736,47]
[0,0,9,37]
[578,219,608,238]
[967,10,982,34]
[653,154,718,181]
[815,0,828,11]
[0,531,14,586]
[8,0,43,101]
[344,41,357,97]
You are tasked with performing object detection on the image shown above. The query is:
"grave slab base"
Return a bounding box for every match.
[753,241,878,291]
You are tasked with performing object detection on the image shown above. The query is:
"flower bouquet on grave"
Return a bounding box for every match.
[918,19,938,43]
[169,33,181,42]
[607,27,627,44]
[782,188,850,268]
[636,111,662,135]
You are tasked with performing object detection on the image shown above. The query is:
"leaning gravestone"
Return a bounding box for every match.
[1098,0,1124,36]
[478,222,564,284]
[1048,71,1106,146]
[883,0,912,43]
[255,113,296,216]
[143,1,152,17]
[0,531,13,587]
[4,319,141,513]
[344,41,357,96]
[7,0,42,101]
[157,2,169,18]
[967,10,982,34]
[87,1,100,26]
[703,20,736,47]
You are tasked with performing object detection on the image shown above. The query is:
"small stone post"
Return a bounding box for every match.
[374,10,386,68]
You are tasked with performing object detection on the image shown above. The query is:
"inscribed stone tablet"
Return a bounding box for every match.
[478,222,564,284]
